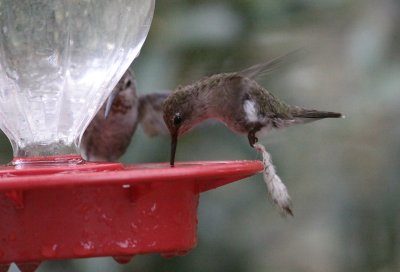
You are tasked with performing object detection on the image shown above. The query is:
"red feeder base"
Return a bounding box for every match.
[0,158,263,271]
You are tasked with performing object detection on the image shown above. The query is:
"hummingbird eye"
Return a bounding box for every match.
[173,113,183,126]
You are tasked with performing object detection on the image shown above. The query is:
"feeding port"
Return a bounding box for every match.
[0,1,263,271]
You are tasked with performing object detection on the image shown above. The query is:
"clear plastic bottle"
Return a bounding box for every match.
[0,0,154,162]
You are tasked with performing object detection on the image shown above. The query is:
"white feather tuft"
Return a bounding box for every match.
[254,143,293,216]
[243,100,258,122]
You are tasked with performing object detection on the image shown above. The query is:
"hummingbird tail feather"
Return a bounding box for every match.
[291,107,343,119]
[290,107,343,124]
[254,143,293,217]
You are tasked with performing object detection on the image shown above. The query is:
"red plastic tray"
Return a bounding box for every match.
[0,158,263,271]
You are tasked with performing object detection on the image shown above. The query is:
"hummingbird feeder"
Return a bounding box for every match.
[0,1,263,271]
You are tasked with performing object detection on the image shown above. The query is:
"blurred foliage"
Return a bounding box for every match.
[4,0,400,271]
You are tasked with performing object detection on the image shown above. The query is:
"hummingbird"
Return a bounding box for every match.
[163,53,343,215]
[81,69,169,162]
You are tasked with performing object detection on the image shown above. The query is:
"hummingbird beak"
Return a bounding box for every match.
[104,90,118,119]
[170,131,178,167]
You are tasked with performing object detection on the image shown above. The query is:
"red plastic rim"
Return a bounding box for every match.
[0,160,263,192]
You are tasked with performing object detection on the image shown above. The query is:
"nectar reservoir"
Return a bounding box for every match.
[0,0,154,163]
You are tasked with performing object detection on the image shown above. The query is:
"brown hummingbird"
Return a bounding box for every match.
[81,69,169,162]
[162,54,343,215]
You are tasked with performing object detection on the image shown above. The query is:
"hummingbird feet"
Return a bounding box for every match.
[248,126,261,147]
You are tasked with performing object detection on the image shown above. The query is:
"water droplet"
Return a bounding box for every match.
[41,244,58,258]
[113,255,134,264]
[81,241,94,250]
[100,213,113,227]
[101,213,112,222]
[73,241,95,256]
[115,239,137,250]
[15,262,41,272]
[130,222,138,230]
[150,203,157,212]
[116,240,129,249]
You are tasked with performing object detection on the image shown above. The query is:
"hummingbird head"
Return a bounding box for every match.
[163,90,198,167]
[104,70,137,118]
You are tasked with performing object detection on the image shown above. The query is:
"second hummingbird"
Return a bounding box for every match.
[81,69,169,162]
[163,53,343,215]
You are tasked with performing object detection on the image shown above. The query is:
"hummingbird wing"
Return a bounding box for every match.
[238,49,301,79]
[138,92,171,137]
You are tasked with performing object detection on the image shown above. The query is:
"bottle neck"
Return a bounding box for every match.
[10,142,82,166]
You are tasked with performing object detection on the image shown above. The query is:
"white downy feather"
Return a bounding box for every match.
[254,143,293,216]
[243,100,258,122]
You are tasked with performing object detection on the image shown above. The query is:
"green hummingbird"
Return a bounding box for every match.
[163,54,343,166]
[162,54,343,216]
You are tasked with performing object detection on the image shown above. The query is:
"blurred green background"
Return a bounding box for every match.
[4,0,400,271]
